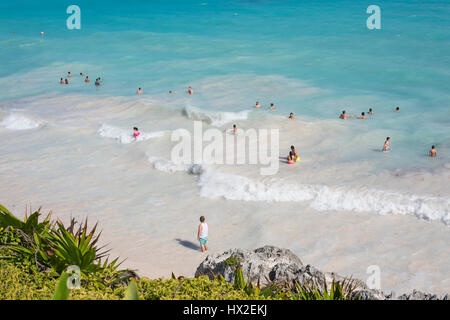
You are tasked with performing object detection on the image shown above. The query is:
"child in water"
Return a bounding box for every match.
[133,127,140,139]
[357,112,366,119]
[429,145,437,157]
[382,137,391,152]
[287,145,299,163]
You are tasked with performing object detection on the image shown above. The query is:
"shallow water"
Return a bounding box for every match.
[0,1,449,295]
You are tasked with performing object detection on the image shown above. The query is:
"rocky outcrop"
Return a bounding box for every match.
[195,246,448,300]
[398,290,448,300]
[195,246,303,284]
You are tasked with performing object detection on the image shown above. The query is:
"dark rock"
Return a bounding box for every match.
[195,246,448,300]
[195,246,302,285]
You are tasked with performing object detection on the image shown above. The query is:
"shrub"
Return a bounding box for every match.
[0,259,123,300]
[0,204,135,288]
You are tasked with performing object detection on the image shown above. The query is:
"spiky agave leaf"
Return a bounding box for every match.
[53,272,70,300]
[124,279,140,300]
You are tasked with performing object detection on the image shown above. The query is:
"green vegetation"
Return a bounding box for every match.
[0,204,135,289]
[0,204,359,300]
[224,255,241,269]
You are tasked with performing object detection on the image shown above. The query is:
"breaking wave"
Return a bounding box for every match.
[197,169,450,225]
[0,113,41,130]
[182,106,250,126]
[98,124,165,144]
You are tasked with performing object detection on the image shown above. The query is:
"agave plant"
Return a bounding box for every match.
[232,267,278,298]
[47,219,108,274]
[0,204,136,287]
[292,277,360,300]
[0,205,53,237]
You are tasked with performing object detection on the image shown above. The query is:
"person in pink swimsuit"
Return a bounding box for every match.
[133,127,140,139]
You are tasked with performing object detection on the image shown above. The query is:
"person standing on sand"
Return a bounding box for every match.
[429,145,437,157]
[197,216,208,252]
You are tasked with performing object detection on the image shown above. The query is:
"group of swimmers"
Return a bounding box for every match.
[381,137,437,157]
[131,85,439,159]
[339,106,437,156]
[339,106,402,119]
[59,71,102,86]
[339,107,379,120]
[136,86,194,95]
[252,101,276,110]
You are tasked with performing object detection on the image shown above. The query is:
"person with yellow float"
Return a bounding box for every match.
[287,145,300,164]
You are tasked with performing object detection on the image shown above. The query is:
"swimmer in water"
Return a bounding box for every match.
[136,87,143,94]
[339,110,354,119]
[270,103,276,110]
[60,78,64,84]
[395,107,400,112]
[382,137,391,152]
[80,72,84,76]
[233,124,237,135]
[133,127,140,139]
[287,145,299,163]
[368,108,374,115]
[289,112,295,119]
[64,78,69,84]
[169,90,174,94]
[429,145,437,157]
[95,79,101,86]
[253,101,261,108]
[85,76,90,83]
[356,112,366,119]
[68,72,71,78]
[187,87,193,95]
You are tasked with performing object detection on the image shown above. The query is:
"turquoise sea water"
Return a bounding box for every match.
[1,1,450,293]
[0,0,449,190]
[1,1,449,148]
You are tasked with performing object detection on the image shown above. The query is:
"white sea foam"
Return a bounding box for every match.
[197,169,450,225]
[147,156,203,175]
[98,124,165,144]
[0,113,41,130]
[182,106,250,126]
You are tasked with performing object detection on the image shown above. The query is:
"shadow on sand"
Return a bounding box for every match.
[175,238,200,251]
[279,156,289,164]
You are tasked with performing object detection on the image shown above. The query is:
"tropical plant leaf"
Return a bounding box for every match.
[124,279,139,300]
[53,272,70,300]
